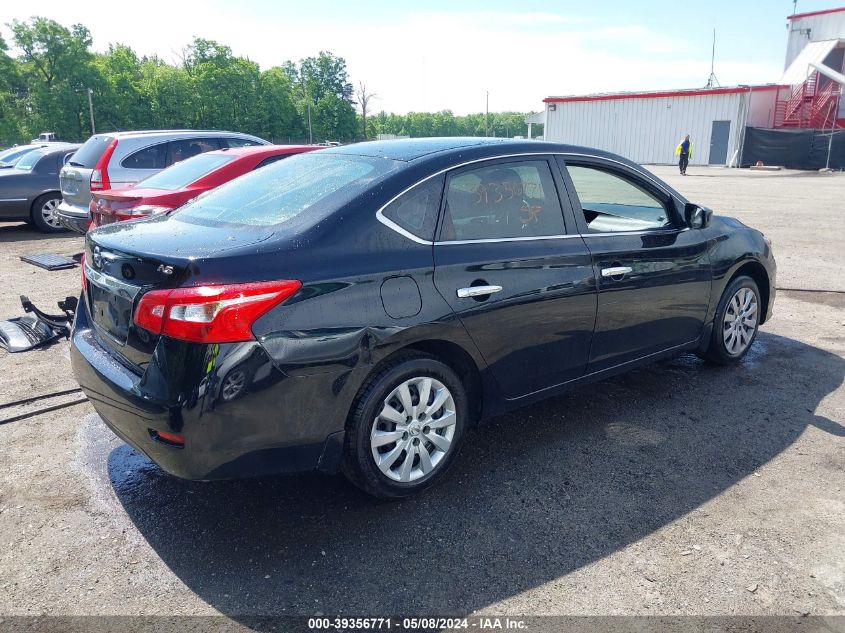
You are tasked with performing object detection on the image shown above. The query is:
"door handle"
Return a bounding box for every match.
[457,285,503,298]
[601,266,633,278]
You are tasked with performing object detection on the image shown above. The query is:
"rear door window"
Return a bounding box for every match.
[68,135,115,168]
[121,143,168,170]
[168,138,221,165]
[440,159,566,241]
[254,154,290,169]
[224,137,261,148]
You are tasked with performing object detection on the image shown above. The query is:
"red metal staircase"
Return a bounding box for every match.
[774,71,841,128]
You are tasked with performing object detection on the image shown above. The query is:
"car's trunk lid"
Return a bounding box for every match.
[85,215,275,370]
[60,165,94,209]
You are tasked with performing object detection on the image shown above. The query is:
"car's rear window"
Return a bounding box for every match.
[0,146,40,167]
[173,152,398,229]
[68,135,115,168]
[136,153,235,191]
[14,149,46,171]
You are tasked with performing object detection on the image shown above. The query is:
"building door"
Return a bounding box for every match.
[709,120,731,165]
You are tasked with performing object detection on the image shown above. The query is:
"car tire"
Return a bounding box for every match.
[699,275,761,365]
[30,193,67,233]
[342,353,467,499]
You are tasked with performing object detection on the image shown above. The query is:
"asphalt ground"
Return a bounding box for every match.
[0,165,842,628]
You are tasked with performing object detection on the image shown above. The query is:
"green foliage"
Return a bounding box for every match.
[364,110,542,140]
[0,17,541,147]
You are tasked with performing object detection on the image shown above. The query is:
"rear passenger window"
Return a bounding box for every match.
[225,137,260,148]
[169,138,220,164]
[254,154,289,169]
[381,175,444,241]
[566,165,671,233]
[121,143,168,169]
[441,160,565,241]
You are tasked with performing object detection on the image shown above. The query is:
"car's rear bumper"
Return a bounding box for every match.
[57,201,91,234]
[70,303,347,480]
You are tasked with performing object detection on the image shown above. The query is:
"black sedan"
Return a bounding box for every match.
[0,144,81,232]
[70,138,776,498]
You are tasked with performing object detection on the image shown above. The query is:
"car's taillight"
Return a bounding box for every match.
[89,138,118,192]
[133,280,301,343]
[115,205,172,221]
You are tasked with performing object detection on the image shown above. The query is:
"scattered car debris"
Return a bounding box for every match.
[0,295,76,352]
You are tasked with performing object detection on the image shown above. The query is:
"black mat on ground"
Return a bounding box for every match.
[20,253,78,270]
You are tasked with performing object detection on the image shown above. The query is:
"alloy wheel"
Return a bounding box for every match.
[370,376,457,483]
[40,198,62,229]
[723,286,758,356]
[221,370,247,401]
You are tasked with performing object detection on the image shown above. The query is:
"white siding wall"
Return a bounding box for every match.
[747,87,790,127]
[785,11,845,69]
[544,92,746,166]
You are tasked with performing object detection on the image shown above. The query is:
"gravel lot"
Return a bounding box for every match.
[0,166,842,625]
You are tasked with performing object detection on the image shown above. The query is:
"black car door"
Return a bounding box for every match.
[432,156,597,400]
[556,156,711,373]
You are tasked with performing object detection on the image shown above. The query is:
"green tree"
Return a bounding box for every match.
[92,44,150,131]
[285,51,357,141]
[139,56,197,129]
[183,38,261,132]
[9,17,96,141]
[258,67,302,141]
[0,35,24,144]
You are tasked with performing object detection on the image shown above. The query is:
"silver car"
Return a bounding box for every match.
[57,130,268,233]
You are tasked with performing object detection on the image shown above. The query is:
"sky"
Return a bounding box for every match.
[2,0,843,115]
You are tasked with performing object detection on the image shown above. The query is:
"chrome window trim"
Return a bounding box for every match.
[436,234,583,246]
[84,262,142,300]
[374,151,684,246]
[582,227,691,238]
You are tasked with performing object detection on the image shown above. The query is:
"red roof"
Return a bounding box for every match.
[543,85,783,104]
[787,6,845,20]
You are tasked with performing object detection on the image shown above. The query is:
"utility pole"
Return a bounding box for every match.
[87,88,96,135]
[485,91,489,137]
[307,102,313,144]
[825,87,841,171]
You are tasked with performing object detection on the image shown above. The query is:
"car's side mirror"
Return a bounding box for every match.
[685,203,713,229]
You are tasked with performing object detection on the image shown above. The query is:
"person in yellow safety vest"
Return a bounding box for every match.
[675,135,692,175]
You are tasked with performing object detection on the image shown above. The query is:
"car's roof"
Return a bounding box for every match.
[323,137,630,164]
[325,137,515,161]
[206,144,320,158]
[31,143,82,155]
[96,130,266,141]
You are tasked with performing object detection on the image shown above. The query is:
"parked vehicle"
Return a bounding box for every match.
[0,144,53,169]
[71,138,776,499]
[0,144,81,232]
[58,130,269,234]
[89,145,319,228]
[31,132,58,143]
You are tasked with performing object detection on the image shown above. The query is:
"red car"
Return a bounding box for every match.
[89,145,319,228]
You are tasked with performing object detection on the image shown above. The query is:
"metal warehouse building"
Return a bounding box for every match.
[537,6,845,168]
[541,86,784,166]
